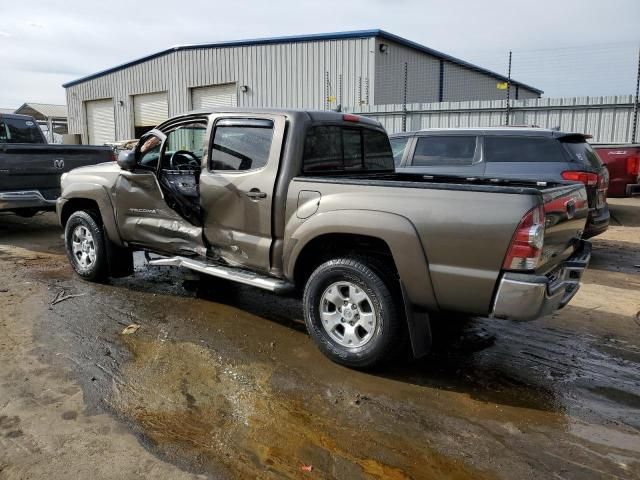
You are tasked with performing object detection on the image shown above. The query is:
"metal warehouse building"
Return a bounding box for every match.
[64,29,542,144]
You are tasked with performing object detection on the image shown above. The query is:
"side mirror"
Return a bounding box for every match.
[117,150,137,170]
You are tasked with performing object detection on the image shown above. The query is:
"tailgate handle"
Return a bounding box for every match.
[565,199,576,219]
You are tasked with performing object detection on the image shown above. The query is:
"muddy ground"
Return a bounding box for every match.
[0,198,639,479]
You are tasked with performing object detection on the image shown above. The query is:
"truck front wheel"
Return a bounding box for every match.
[303,257,404,368]
[64,210,109,282]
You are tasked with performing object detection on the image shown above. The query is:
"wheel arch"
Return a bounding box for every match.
[58,184,123,247]
[285,210,438,311]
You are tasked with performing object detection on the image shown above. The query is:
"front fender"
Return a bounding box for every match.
[57,183,122,246]
[284,209,438,310]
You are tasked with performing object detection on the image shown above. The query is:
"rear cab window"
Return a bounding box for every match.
[411,135,476,166]
[0,116,46,144]
[303,126,394,174]
[484,136,566,163]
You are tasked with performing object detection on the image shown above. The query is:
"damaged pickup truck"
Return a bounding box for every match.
[57,109,592,367]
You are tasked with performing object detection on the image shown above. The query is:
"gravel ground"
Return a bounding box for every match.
[0,198,638,479]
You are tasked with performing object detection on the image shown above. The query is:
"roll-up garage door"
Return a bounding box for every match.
[86,99,115,145]
[133,92,168,137]
[191,84,238,110]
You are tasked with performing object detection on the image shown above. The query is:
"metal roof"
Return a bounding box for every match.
[14,103,68,120]
[0,108,15,115]
[62,29,542,94]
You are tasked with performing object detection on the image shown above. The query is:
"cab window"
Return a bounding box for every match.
[210,119,274,171]
[0,117,46,144]
[303,126,394,173]
[163,123,207,170]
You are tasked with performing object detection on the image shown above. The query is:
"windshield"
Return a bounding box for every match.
[0,117,46,144]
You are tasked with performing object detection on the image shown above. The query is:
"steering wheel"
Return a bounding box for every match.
[169,150,200,170]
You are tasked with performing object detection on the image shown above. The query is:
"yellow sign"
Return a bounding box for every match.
[327,96,336,103]
[496,82,509,90]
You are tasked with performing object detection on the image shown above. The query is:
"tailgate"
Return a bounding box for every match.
[0,144,112,199]
[0,145,57,194]
[538,183,589,273]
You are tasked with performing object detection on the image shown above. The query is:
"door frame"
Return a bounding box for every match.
[198,112,287,273]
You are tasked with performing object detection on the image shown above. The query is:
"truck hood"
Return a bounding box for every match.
[67,161,122,175]
[61,161,123,192]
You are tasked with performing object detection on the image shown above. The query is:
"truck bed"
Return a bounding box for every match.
[288,172,588,315]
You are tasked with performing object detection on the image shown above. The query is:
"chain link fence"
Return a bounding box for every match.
[345,42,640,143]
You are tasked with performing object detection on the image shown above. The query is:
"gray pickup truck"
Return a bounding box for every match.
[0,113,113,216]
[57,108,591,367]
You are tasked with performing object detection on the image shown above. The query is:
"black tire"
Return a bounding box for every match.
[303,257,404,368]
[64,210,109,282]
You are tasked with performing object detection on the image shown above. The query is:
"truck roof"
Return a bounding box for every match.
[391,127,589,140]
[0,113,36,121]
[160,107,382,129]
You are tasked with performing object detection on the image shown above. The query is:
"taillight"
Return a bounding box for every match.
[502,205,545,271]
[627,155,640,176]
[561,170,598,186]
[110,151,117,162]
[597,169,609,194]
[343,114,360,122]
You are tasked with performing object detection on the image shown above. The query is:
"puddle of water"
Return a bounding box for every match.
[112,336,489,479]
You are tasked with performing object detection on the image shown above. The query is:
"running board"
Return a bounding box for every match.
[147,256,294,293]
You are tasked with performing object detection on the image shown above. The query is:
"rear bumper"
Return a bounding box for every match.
[626,182,640,196]
[492,240,591,321]
[583,204,609,239]
[0,190,57,212]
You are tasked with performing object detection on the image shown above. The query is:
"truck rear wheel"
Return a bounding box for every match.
[303,257,403,368]
[64,210,109,282]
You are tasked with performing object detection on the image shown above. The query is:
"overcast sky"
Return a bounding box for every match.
[1,0,639,108]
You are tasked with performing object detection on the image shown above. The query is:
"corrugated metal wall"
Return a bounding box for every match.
[374,39,440,105]
[346,95,638,143]
[66,37,376,143]
[373,39,540,105]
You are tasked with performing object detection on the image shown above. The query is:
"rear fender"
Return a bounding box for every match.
[285,210,437,358]
[284,210,438,310]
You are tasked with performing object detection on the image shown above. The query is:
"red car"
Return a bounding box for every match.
[593,144,640,197]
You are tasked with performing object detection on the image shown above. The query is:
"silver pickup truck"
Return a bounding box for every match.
[57,108,591,368]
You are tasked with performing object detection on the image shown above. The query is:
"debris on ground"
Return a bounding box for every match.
[300,464,313,473]
[0,288,8,293]
[121,324,141,335]
[353,394,370,406]
[50,289,87,306]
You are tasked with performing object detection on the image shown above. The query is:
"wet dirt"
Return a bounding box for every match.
[1,199,639,479]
